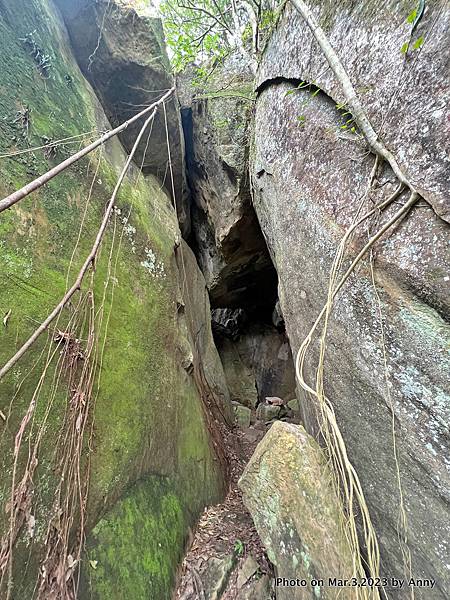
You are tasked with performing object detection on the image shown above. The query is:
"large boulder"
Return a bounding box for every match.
[251,2,450,596]
[54,0,189,234]
[0,0,228,597]
[239,422,355,599]
[257,0,450,223]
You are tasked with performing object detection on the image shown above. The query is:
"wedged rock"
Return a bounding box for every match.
[211,307,248,340]
[252,5,450,594]
[55,0,189,233]
[239,422,355,599]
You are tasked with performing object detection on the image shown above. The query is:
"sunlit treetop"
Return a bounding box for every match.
[159,0,281,74]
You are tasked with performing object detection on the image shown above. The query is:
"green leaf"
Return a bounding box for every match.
[413,35,424,49]
[401,42,409,54]
[407,8,417,24]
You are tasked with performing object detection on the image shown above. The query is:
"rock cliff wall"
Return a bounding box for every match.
[0,0,229,597]
[250,2,450,597]
[185,2,450,598]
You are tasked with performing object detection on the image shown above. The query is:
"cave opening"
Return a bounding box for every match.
[181,104,296,410]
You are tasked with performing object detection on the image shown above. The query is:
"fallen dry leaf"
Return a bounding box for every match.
[3,309,11,328]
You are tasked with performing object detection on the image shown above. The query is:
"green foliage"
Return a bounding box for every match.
[160,0,282,77]
[401,0,425,54]
[413,35,424,49]
[406,8,418,24]
[234,539,245,557]
[160,0,233,73]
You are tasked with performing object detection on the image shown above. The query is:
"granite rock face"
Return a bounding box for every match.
[0,0,228,596]
[257,0,450,223]
[180,53,278,314]
[239,422,355,600]
[250,3,450,595]
[55,0,190,234]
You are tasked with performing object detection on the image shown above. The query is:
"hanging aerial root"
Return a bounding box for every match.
[290,0,416,194]
[0,89,174,381]
[284,2,422,593]
[0,87,174,215]
[0,90,174,598]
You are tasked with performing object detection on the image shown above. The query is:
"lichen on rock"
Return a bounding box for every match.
[239,421,355,599]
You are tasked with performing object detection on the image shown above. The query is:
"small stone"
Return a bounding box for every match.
[233,403,252,428]
[237,555,259,589]
[286,398,300,414]
[241,427,264,444]
[256,403,280,422]
[202,553,237,600]
[265,396,284,406]
[181,352,194,374]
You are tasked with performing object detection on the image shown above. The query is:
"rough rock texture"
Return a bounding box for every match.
[0,0,228,597]
[217,323,296,408]
[251,3,450,596]
[233,402,252,428]
[257,0,450,223]
[180,53,278,313]
[212,307,248,340]
[239,422,355,599]
[237,574,273,600]
[55,0,190,234]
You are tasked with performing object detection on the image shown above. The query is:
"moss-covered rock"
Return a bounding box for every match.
[81,477,187,600]
[0,0,228,596]
[239,422,355,599]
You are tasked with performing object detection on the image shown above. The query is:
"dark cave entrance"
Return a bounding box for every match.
[181,104,296,409]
